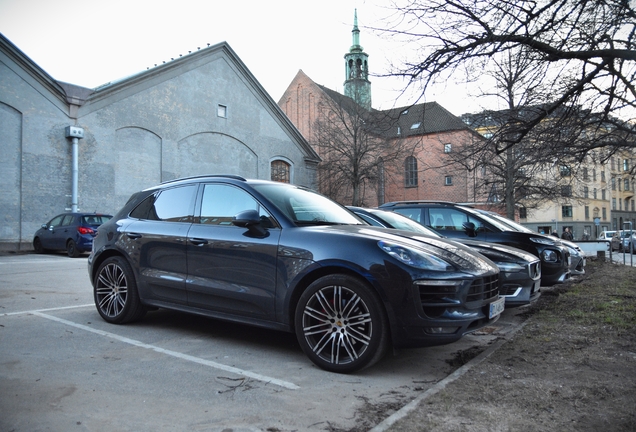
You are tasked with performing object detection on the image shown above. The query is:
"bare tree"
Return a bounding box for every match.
[313,91,414,206]
[378,0,636,155]
[447,48,582,218]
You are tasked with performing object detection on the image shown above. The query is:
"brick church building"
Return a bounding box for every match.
[278,11,487,207]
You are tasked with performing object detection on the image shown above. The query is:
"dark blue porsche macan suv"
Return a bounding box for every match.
[88,175,504,373]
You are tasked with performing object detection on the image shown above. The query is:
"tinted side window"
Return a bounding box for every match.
[428,208,485,231]
[393,208,423,223]
[60,215,75,226]
[199,184,274,227]
[48,215,65,228]
[130,185,197,222]
[82,215,112,225]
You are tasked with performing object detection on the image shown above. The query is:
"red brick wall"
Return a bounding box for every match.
[279,71,486,206]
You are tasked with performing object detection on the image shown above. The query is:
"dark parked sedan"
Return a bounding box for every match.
[89,175,504,373]
[379,201,570,286]
[349,207,541,307]
[33,212,112,257]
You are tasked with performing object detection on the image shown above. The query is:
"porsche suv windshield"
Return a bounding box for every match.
[252,183,363,226]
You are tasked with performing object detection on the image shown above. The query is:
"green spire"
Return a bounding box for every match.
[350,9,362,52]
[344,9,372,110]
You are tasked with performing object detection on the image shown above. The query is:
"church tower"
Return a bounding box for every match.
[344,9,372,110]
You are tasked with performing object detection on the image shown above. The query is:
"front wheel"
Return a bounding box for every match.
[33,238,45,254]
[295,274,389,373]
[94,256,146,324]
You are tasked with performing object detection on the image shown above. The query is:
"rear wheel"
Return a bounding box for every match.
[295,274,389,373]
[66,239,80,258]
[94,256,146,324]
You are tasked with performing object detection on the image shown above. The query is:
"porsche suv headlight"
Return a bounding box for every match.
[378,240,452,271]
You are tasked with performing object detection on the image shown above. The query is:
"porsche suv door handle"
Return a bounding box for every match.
[189,238,209,246]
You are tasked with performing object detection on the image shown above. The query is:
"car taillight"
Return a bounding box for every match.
[78,226,94,235]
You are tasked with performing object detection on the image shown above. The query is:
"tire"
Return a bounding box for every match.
[94,256,146,324]
[294,274,389,373]
[67,239,80,258]
[33,237,45,254]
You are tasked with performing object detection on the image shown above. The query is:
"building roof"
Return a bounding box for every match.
[376,102,474,137]
[316,81,476,139]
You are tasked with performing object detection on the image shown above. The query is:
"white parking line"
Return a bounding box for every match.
[1,304,94,317]
[0,257,85,265]
[24,309,300,390]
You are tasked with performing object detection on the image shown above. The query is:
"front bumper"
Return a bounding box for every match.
[389,273,504,348]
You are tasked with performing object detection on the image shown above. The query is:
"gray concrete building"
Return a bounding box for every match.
[0,34,320,250]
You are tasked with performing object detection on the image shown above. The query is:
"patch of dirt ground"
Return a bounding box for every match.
[351,258,636,432]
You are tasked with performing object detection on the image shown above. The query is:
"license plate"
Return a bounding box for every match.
[489,297,505,319]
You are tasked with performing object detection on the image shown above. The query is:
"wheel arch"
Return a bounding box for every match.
[285,263,396,339]
[89,248,130,285]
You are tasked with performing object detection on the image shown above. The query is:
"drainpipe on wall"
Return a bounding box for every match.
[65,126,84,212]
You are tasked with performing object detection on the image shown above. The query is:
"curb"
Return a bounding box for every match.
[369,319,530,432]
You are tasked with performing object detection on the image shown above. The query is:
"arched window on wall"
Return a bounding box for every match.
[405,156,418,187]
[271,159,291,183]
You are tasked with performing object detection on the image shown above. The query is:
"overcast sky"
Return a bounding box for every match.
[0,0,484,115]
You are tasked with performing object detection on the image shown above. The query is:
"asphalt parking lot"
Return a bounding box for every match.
[0,252,529,431]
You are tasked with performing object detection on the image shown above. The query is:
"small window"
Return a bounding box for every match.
[519,207,527,219]
[410,122,421,130]
[625,179,630,191]
[561,185,572,197]
[445,176,453,186]
[271,160,291,183]
[217,104,227,118]
[562,206,573,217]
[444,143,452,153]
[560,165,571,176]
[405,156,418,187]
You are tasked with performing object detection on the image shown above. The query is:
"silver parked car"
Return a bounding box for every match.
[477,210,585,277]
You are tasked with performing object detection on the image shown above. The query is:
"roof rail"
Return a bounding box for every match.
[160,174,247,184]
[379,200,457,206]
